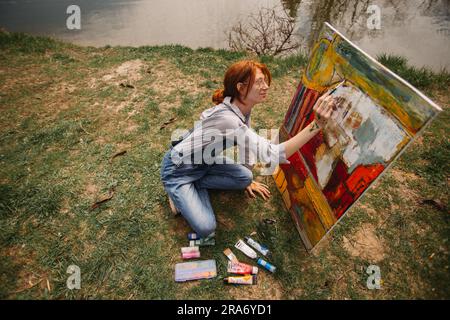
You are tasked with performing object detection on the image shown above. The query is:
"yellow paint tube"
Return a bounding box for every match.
[223,275,257,285]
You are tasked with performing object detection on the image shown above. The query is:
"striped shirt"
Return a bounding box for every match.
[170,96,289,169]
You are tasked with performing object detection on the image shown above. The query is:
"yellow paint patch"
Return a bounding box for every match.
[303,32,433,135]
[282,189,292,209]
[291,186,326,246]
[305,177,336,229]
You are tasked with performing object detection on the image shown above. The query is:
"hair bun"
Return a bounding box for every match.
[212,88,225,105]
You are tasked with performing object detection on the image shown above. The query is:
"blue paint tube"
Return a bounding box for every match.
[245,237,270,256]
[257,258,276,273]
[187,233,198,240]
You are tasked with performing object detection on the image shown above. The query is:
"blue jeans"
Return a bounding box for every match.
[160,148,253,238]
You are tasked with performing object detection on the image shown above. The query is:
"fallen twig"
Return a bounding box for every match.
[91,187,116,210]
[109,150,127,164]
[119,82,135,89]
[10,279,43,294]
[420,199,447,212]
[263,218,276,225]
[79,122,92,135]
[159,117,177,130]
[333,268,353,287]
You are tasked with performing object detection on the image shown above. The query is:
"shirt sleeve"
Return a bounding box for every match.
[233,124,290,167]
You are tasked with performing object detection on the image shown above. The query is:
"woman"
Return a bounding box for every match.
[160,60,336,239]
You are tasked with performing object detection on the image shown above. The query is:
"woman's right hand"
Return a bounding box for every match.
[313,93,337,128]
[282,90,338,159]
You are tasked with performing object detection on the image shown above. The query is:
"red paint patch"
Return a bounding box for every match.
[323,161,385,218]
[283,85,320,137]
[288,152,309,180]
[299,129,323,182]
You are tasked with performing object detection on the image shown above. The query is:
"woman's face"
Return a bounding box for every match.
[239,68,270,106]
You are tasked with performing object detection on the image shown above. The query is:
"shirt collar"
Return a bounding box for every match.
[223,96,248,124]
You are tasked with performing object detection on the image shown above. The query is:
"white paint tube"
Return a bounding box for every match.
[234,239,257,259]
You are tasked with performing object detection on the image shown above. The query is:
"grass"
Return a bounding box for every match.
[0,30,449,299]
[377,53,450,91]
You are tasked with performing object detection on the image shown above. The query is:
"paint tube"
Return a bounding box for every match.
[204,232,215,241]
[245,237,270,256]
[182,251,200,259]
[257,258,276,273]
[187,233,198,240]
[189,238,215,247]
[223,248,239,263]
[181,246,199,254]
[227,261,258,275]
[181,246,200,259]
[235,239,258,259]
[223,275,257,285]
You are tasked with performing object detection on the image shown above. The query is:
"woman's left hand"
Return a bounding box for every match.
[245,181,271,200]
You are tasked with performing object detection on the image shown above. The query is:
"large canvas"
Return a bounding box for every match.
[273,23,442,251]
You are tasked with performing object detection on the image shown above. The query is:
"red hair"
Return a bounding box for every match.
[212,60,272,105]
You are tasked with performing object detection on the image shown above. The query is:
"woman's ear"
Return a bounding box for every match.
[237,82,247,96]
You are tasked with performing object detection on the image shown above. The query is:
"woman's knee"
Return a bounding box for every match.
[239,166,253,187]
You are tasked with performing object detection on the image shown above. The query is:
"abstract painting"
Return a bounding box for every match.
[273,23,442,251]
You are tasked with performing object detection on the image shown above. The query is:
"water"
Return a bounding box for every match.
[0,0,448,70]
[295,0,450,71]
